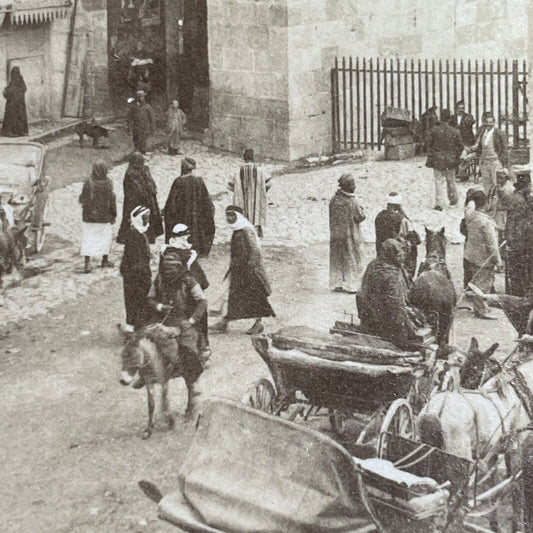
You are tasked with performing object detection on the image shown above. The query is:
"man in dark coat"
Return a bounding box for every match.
[127,90,155,154]
[426,108,464,210]
[161,223,210,359]
[374,192,420,280]
[450,100,476,147]
[357,238,421,347]
[163,157,215,257]
[148,252,207,388]
[117,152,163,245]
[505,170,533,297]
[1,66,28,137]
[120,206,152,334]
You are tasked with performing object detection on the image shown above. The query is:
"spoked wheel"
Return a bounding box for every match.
[378,398,416,458]
[329,408,349,436]
[242,378,276,414]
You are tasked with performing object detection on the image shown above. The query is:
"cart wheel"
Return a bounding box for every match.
[329,408,349,436]
[242,378,276,414]
[378,399,415,458]
[33,201,48,253]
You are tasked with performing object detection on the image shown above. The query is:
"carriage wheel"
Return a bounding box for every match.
[329,408,349,436]
[378,399,415,458]
[242,378,276,414]
[33,201,48,253]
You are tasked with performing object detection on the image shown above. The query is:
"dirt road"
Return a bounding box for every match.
[0,130,519,532]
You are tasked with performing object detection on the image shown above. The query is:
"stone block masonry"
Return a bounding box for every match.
[208,0,529,161]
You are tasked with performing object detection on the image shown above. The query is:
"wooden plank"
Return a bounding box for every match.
[376,58,381,150]
[330,66,337,152]
[63,29,87,117]
[342,57,347,150]
[369,58,374,149]
[349,56,354,149]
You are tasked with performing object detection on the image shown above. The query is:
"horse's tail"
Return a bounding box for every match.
[419,414,444,449]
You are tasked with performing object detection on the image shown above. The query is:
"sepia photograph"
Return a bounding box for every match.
[1,0,533,531]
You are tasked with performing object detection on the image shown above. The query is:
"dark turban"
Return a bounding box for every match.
[226,205,243,214]
[338,173,355,192]
[181,157,196,174]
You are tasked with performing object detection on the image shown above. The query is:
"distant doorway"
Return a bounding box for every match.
[172,0,209,131]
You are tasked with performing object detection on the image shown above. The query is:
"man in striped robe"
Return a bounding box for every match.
[229,149,271,237]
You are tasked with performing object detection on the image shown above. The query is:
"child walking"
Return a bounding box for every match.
[79,161,116,273]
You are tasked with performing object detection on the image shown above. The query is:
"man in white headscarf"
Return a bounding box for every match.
[211,205,275,335]
[120,205,152,335]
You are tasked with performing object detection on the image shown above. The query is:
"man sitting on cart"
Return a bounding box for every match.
[357,238,425,348]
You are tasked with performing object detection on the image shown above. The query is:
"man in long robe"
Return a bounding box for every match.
[229,148,271,237]
[127,90,155,154]
[505,170,533,297]
[329,173,365,293]
[357,239,421,347]
[211,206,275,335]
[163,157,215,258]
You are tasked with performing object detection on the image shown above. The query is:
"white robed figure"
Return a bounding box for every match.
[229,148,271,238]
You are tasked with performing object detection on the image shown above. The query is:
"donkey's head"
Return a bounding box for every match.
[119,335,149,388]
[459,337,500,389]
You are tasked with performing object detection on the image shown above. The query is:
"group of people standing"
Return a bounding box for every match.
[426,102,508,211]
[78,148,275,369]
[328,176,422,346]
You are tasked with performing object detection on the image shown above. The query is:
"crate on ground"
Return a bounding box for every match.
[385,143,416,160]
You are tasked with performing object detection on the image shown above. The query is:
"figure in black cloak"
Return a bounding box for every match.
[1,67,28,137]
[211,205,275,335]
[163,157,215,257]
[117,152,163,245]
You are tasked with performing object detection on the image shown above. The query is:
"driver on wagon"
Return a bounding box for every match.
[357,238,424,347]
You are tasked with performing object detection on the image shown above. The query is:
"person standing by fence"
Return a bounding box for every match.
[425,109,464,211]
[470,111,508,196]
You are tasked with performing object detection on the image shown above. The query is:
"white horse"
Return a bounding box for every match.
[419,345,533,532]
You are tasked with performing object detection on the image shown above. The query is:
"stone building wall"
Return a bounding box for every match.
[208,0,529,160]
[207,0,290,159]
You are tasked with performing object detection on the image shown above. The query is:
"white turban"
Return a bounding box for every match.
[386,192,402,205]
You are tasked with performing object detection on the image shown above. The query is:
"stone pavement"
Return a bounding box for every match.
[1,139,477,328]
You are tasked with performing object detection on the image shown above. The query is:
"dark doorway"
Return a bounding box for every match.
[171,0,209,131]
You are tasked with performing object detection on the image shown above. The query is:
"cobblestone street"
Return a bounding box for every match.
[0,130,519,532]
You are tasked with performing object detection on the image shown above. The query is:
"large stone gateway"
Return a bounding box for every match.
[207,0,529,161]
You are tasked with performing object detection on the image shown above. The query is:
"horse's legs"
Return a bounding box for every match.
[143,384,155,439]
[522,432,533,533]
[487,455,500,532]
[506,449,522,533]
[161,381,174,429]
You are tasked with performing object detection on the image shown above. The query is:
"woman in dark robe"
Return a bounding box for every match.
[117,152,163,245]
[211,205,275,335]
[1,67,28,137]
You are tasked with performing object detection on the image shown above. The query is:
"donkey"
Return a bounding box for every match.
[0,222,27,288]
[409,227,457,349]
[119,323,203,439]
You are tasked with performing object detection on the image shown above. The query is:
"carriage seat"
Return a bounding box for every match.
[353,457,450,518]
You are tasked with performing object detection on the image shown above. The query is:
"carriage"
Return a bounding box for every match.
[246,321,438,446]
[0,141,50,253]
[140,397,518,533]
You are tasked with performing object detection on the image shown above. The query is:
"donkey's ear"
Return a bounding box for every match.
[484,343,499,359]
[425,226,430,235]
[439,226,446,236]
[469,337,479,352]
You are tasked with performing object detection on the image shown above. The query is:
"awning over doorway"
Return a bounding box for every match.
[0,0,72,25]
